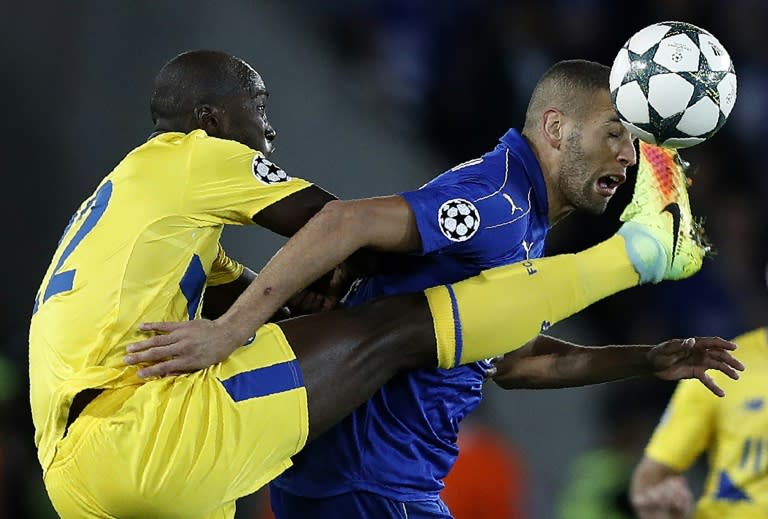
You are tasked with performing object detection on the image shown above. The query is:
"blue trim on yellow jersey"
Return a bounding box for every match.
[43,181,113,303]
[741,439,751,469]
[44,270,76,302]
[179,254,206,320]
[445,285,462,367]
[715,470,750,501]
[220,359,304,402]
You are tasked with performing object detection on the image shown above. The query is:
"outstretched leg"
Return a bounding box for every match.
[279,234,639,441]
[281,141,706,439]
[278,293,435,441]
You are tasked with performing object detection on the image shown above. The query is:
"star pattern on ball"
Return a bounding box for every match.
[655,21,699,39]
[677,57,729,109]
[611,21,736,147]
[646,109,686,141]
[621,44,672,97]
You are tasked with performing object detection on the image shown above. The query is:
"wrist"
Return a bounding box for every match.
[215,312,255,349]
[640,345,659,375]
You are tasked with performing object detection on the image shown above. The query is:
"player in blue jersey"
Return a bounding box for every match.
[264,59,637,518]
[122,59,742,518]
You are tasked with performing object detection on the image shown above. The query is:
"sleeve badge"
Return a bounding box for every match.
[252,155,291,184]
[437,198,480,242]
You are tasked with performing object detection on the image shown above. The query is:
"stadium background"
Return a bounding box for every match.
[2,0,766,517]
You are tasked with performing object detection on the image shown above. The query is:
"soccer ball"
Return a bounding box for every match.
[609,21,737,149]
[438,199,480,242]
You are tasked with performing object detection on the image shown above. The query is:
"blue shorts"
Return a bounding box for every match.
[270,487,453,519]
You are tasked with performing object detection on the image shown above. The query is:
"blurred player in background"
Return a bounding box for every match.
[441,421,528,519]
[556,379,673,519]
[631,282,768,519]
[123,58,740,518]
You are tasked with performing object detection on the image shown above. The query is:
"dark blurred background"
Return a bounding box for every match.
[2,1,766,517]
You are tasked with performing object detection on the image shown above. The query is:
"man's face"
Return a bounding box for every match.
[556,90,636,215]
[213,72,276,156]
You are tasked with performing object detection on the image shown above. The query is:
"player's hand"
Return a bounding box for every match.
[649,337,744,396]
[483,355,505,379]
[287,265,350,316]
[286,288,338,316]
[631,475,693,519]
[125,319,242,378]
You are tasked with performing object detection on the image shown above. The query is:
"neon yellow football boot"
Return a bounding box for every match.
[617,141,710,283]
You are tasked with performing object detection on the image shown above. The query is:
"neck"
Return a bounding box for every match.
[522,131,574,226]
[152,117,199,137]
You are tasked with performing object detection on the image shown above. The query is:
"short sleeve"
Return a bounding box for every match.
[207,243,245,286]
[645,378,717,471]
[185,134,312,224]
[402,179,496,255]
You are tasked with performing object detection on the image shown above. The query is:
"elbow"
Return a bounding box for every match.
[316,200,369,247]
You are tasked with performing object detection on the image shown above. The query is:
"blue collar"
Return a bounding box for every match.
[499,129,549,221]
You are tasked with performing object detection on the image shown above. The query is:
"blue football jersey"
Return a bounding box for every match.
[272,129,549,500]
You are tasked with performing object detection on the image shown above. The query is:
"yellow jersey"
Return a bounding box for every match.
[645,327,768,518]
[29,130,311,472]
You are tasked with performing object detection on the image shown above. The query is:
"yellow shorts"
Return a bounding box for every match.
[44,323,309,519]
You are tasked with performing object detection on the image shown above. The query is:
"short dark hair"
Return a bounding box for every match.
[150,50,260,123]
[523,59,610,131]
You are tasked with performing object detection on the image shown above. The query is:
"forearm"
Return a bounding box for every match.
[218,197,419,344]
[494,336,655,389]
[218,201,365,342]
[202,267,257,319]
[203,267,292,322]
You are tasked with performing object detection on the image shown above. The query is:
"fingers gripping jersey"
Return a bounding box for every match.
[29,130,310,472]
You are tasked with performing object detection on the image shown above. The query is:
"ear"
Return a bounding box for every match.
[194,105,219,133]
[541,109,564,149]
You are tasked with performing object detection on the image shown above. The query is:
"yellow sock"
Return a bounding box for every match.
[427,235,640,369]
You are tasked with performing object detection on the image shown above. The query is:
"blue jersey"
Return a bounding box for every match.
[272,129,549,500]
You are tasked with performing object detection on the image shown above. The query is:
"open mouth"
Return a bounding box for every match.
[596,174,625,196]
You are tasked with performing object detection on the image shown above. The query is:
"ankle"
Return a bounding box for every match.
[617,223,667,284]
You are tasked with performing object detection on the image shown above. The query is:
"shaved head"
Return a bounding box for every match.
[520,59,635,226]
[523,60,610,132]
[150,50,265,123]
[149,50,276,155]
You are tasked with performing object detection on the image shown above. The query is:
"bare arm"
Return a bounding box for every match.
[202,267,294,322]
[493,336,654,389]
[127,195,422,376]
[201,267,257,320]
[630,457,693,519]
[253,184,391,279]
[492,335,742,395]
[217,195,421,344]
[251,184,337,237]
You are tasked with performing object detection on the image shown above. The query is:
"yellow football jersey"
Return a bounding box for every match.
[29,130,311,473]
[645,327,768,518]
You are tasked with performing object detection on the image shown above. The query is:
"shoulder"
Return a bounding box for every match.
[444,144,510,184]
[185,130,255,159]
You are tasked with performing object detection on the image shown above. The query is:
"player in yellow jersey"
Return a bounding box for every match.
[631,324,768,518]
[32,50,741,519]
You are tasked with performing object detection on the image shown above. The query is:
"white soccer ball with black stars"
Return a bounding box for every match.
[610,21,737,149]
[438,199,480,242]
